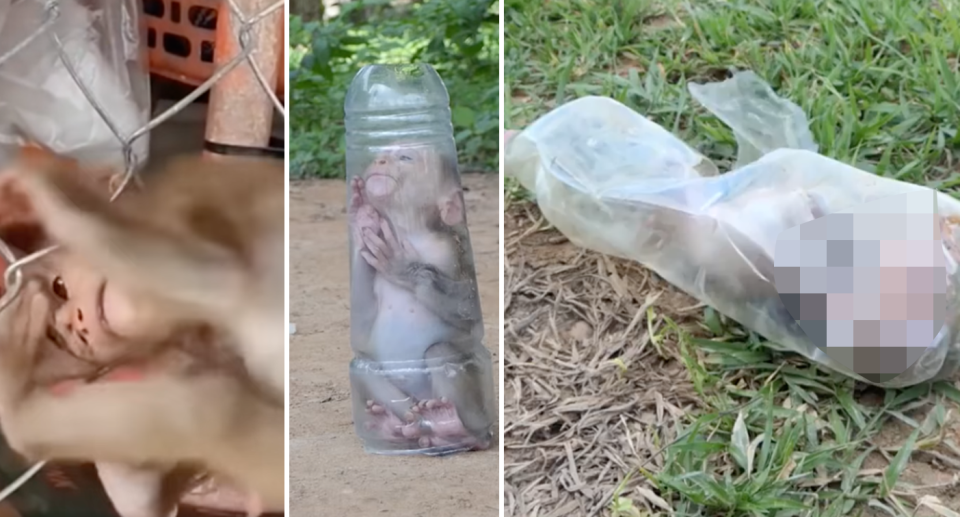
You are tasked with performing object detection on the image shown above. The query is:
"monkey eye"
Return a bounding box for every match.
[51,276,68,300]
[399,154,413,162]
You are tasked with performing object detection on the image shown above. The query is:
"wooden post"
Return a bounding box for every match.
[203,0,283,159]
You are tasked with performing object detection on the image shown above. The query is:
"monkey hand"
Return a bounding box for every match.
[353,203,383,255]
[0,170,38,228]
[439,191,465,227]
[360,217,421,287]
[0,278,51,412]
[348,177,367,218]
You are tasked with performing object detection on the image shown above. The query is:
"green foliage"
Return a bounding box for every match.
[289,0,500,178]
[505,0,960,201]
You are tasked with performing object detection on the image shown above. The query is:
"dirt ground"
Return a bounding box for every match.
[503,204,960,517]
[288,173,501,517]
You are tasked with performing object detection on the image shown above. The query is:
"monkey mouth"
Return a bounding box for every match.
[363,173,399,200]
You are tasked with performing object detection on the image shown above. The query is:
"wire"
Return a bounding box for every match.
[0,460,46,502]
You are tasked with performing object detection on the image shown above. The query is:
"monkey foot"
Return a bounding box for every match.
[419,433,491,452]
[405,398,485,450]
[363,400,407,443]
[179,475,269,516]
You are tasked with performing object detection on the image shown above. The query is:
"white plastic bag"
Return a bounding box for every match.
[504,71,960,387]
[0,0,150,169]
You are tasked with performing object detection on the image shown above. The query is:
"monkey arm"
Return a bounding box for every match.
[350,244,379,351]
[0,374,284,509]
[397,261,482,332]
[354,200,481,334]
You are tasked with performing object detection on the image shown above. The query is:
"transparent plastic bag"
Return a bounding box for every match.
[504,70,960,387]
[0,0,150,170]
[344,64,496,455]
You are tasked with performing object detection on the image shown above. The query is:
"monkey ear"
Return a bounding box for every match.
[15,167,245,319]
[439,190,465,227]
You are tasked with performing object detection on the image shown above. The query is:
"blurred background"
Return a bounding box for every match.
[288,0,500,178]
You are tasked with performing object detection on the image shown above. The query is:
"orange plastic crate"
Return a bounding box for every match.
[143,0,285,99]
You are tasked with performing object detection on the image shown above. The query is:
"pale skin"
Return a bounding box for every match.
[0,279,281,513]
[348,145,491,451]
[26,249,256,517]
[0,154,284,514]
[0,168,199,517]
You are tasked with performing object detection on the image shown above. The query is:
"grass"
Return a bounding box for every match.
[641,317,960,516]
[505,0,960,196]
[289,1,499,178]
[503,0,960,515]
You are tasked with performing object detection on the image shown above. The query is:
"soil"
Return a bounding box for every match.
[288,173,501,517]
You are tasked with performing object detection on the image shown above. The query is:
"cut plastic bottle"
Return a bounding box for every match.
[343,63,496,455]
[504,71,960,388]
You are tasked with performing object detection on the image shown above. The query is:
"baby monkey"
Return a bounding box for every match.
[349,144,492,452]
[29,241,257,517]
[0,152,285,514]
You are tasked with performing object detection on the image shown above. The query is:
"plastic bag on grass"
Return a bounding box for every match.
[504,70,960,388]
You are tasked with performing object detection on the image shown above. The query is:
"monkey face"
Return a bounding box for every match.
[31,251,155,364]
[362,150,404,202]
[362,146,447,216]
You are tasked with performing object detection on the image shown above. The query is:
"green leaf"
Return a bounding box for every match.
[702,306,723,335]
[311,38,331,65]
[340,35,367,46]
[730,410,751,474]
[452,106,476,127]
[933,382,960,404]
[881,427,920,497]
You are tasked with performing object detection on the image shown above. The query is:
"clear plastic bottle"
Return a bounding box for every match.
[343,64,495,455]
[504,73,960,388]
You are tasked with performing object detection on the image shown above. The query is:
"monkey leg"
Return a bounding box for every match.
[0,373,285,510]
[412,342,492,451]
[96,462,197,517]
